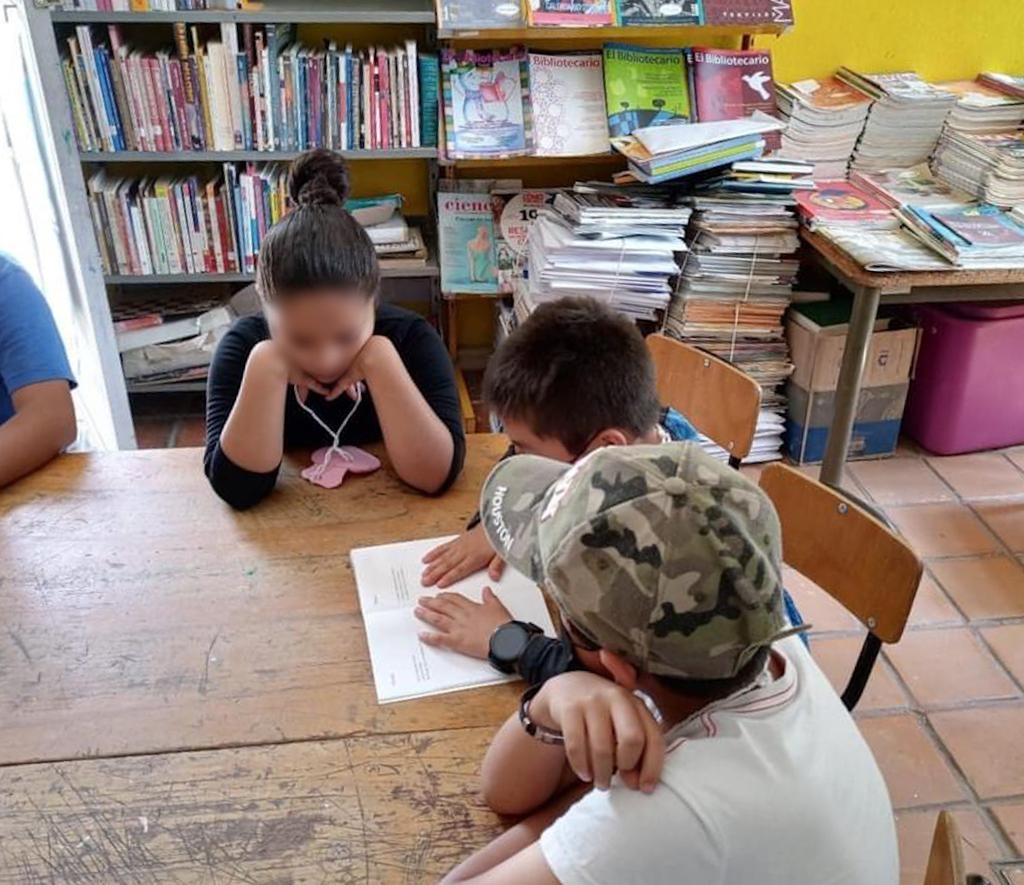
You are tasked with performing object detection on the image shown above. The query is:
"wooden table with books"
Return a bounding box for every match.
[800,228,1024,487]
[0,436,519,882]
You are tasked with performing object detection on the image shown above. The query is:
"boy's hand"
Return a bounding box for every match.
[421,524,507,588]
[415,587,513,659]
[531,672,665,793]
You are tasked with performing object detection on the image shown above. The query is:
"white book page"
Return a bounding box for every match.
[351,536,557,704]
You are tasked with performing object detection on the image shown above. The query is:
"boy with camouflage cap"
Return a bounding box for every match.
[442,442,897,885]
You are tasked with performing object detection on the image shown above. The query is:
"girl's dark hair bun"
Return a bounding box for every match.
[289,149,350,208]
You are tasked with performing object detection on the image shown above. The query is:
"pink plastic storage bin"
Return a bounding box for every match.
[903,302,1024,454]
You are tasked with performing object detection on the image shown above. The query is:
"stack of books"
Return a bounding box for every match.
[63,24,436,153]
[524,185,691,322]
[611,117,778,184]
[897,202,1024,268]
[113,294,237,389]
[838,68,956,172]
[793,179,896,231]
[61,1,235,9]
[664,160,806,462]
[849,163,973,210]
[935,79,1024,134]
[932,130,1024,208]
[774,77,871,179]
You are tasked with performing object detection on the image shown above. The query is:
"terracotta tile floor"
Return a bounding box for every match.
[775,443,1024,885]
[135,413,1024,884]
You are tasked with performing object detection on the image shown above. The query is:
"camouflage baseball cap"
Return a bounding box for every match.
[481,442,790,681]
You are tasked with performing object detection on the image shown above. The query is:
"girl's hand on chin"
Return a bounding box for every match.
[247,340,332,402]
[324,336,396,401]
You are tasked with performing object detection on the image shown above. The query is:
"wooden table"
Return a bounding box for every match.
[0,436,516,882]
[800,230,1024,488]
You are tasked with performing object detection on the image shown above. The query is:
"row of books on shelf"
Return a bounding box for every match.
[64,23,439,153]
[441,43,779,159]
[57,0,794,27]
[60,1,236,9]
[438,0,793,29]
[87,165,428,277]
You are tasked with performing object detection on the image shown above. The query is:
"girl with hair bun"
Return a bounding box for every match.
[203,149,465,509]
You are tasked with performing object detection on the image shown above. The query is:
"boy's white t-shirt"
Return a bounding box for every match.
[539,637,898,885]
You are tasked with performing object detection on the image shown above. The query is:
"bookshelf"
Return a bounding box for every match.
[80,149,439,161]
[28,0,787,446]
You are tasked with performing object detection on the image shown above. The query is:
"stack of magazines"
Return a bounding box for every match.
[611,118,778,185]
[849,163,972,210]
[663,161,805,463]
[774,77,871,179]
[932,130,1024,208]
[524,185,691,322]
[838,69,956,172]
[935,79,1024,134]
[897,202,1024,268]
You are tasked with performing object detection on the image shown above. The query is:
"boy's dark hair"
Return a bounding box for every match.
[484,297,661,453]
[256,149,380,303]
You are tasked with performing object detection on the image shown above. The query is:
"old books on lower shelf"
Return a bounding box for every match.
[524,185,691,321]
[113,294,237,389]
[664,160,805,463]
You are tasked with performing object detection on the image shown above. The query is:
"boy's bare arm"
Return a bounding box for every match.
[0,380,75,488]
[480,710,571,816]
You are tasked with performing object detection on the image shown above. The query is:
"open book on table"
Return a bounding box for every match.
[352,536,557,704]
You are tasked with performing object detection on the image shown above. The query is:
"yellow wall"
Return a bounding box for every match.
[758,0,1024,83]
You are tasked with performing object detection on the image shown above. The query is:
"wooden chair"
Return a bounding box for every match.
[759,462,923,711]
[925,812,966,885]
[646,334,761,469]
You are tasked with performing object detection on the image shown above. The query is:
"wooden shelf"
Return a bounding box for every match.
[105,262,438,285]
[80,148,437,163]
[443,152,623,168]
[437,22,786,41]
[127,380,207,394]
[51,0,434,24]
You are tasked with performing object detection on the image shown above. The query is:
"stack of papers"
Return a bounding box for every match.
[814,226,955,272]
[897,202,1024,268]
[932,130,1024,208]
[794,180,897,231]
[849,163,973,210]
[774,77,871,179]
[524,186,691,322]
[838,69,957,172]
[663,161,805,463]
[935,80,1024,134]
[611,118,780,185]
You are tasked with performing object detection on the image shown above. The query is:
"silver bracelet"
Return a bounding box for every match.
[633,689,665,726]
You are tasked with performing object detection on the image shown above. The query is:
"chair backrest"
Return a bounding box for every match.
[759,462,922,644]
[646,334,761,461]
[924,812,966,885]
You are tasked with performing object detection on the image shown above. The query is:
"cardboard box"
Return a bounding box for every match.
[785,381,910,464]
[787,312,920,393]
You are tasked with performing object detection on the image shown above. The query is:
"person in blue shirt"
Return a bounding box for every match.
[0,253,76,487]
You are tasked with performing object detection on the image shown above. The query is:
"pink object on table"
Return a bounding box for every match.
[300,446,381,489]
[903,302,1024,454]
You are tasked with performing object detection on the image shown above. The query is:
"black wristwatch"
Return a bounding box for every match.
[488,620,543,675]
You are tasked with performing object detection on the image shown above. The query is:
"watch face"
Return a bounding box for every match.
[491,623,530,662]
